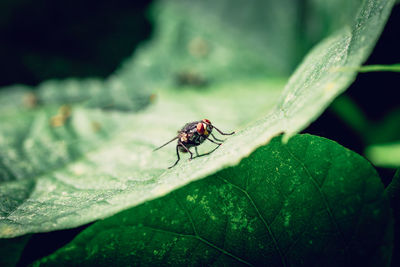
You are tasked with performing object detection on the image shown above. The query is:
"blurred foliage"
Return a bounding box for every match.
[366,142,400,167]
[330,95,400,145]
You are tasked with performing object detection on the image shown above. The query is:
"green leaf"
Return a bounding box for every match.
[0,0,395,238]
[365,142,400,167]
[386,169,400,208]
[275,0,395,141]
[386,169,400,266]
[34,135,393,266]
[0,79,284,238]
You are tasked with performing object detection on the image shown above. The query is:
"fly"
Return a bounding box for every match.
[154,119,235,168]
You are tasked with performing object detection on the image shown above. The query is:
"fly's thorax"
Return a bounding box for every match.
[178,130,196,144]
[181,121,198,132]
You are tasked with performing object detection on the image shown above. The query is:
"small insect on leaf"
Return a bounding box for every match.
[154,119,235,168]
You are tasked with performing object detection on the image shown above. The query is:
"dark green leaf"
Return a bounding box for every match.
[0,235,31,267]
[34,135,393,266]
[387,170,400,267]
[386,169,400,212]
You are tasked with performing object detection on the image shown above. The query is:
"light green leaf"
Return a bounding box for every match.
[275,0,395,141]
[0,79,284,238]
[365,142,400,167]
[34,135,393,266]
[0,0,395,238]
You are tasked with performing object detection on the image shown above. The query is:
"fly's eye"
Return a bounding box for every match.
[196,122,205,134]
[202,119,211,124]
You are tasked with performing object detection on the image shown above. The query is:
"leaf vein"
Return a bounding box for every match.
[218,177,287,267]
[140,225,253,266]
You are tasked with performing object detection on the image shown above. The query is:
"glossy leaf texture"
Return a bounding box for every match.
[34,135,393,266]
[0,0,395,238]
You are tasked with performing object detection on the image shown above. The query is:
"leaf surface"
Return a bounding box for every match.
[0,0,395,237]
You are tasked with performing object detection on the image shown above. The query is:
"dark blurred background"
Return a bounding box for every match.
[0,0,152,87]
[0,1,399,266]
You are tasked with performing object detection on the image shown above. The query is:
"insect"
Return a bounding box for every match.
[154,119,235,168]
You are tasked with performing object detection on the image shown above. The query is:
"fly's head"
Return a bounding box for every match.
[196,119,213,137]
[202,119,213,133]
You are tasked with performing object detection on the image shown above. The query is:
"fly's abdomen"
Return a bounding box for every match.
[179,146,188,153]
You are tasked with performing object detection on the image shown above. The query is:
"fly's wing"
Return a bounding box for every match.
[181,121,199,132]
[155,121,199,151]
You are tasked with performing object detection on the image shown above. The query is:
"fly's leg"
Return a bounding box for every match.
[168,145,181,169]
[206,137,222,146]
[213,126,235,136]
[194,143,221,158]
[211,133,224,142]
[195,147,200,157]
[179,142,194,160]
